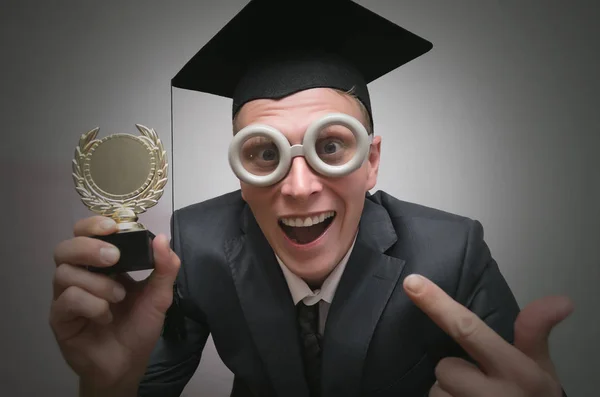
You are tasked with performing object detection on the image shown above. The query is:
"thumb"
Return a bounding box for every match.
[144,234,181,311]
[514,295,573,378]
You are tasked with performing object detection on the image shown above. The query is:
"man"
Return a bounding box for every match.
[49,0,572,396]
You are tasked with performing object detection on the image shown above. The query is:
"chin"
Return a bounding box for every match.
[285,258,335,285]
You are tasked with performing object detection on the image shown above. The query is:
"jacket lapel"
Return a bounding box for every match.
[224,196,406,397]
[321,198,407,397]
[224,204,310,397]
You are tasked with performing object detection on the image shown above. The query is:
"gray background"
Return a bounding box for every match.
[2,1,598,396]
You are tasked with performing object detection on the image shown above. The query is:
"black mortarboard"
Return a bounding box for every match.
[171,0,433,130]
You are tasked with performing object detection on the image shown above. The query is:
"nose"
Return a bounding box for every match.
[280,156,323,199]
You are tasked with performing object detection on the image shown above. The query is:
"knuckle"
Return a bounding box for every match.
[73,216,102,236]
[54,263,72,284]
[52,288,75,319]
[49,299,70,328]
[53,240,69,265]
[453,313,479,340]
[62,285,81,302]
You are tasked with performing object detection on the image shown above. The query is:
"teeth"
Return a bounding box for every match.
[281,211,335,227]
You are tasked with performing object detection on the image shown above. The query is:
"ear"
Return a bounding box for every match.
[365,135,381,191]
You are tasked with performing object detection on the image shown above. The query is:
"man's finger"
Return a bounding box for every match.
[141,234,181,313]
[50,285,113,337]
[73,216,118,237]
[53,263,126,303]
[428,381,452,397]
[403,274,535,378]
[434,357,487,397]
[53,236,120,268]
[514,295,573,378]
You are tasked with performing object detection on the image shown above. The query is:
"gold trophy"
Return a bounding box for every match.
[72,124,168,274]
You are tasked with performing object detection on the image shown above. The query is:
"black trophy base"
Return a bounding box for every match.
[87,229,155,274]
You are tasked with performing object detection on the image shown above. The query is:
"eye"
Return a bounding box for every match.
[317,139,343,155]
[243,140,279,162]
[259,148,278,161]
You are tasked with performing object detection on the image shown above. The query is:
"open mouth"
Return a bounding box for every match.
[278,211,336,245]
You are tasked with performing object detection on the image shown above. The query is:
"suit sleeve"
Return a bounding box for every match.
[450,220,569,397]
[137,314,210,397]
[454,219,521,346]
[137,211,211,397]
[425,219,520,364]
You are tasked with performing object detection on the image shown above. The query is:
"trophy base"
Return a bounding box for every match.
[87,229,155,274]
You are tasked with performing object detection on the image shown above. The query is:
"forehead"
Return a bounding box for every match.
[234,88,364,138]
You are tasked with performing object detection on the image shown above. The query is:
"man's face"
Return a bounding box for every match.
[234,88,382,286]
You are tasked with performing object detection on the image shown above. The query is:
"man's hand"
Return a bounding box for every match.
[49,216,181,394]
[402,274,572,397]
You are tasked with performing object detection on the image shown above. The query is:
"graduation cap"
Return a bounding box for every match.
[171,0,433,130]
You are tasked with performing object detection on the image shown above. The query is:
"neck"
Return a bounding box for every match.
[304,275,328,291]
[302,231,359,290]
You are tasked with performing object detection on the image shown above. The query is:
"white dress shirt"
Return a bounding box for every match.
[276,236,357,335]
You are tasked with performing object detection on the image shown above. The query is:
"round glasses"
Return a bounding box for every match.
[228,113,373,187]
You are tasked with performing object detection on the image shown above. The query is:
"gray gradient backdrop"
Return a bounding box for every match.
[2,1,598,396]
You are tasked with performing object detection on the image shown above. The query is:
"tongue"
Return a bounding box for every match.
[288,223,327,244]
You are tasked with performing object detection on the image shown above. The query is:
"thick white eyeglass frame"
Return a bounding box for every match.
[228,112,373,187]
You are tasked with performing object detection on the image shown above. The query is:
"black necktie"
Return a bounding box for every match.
[297,301,322,397]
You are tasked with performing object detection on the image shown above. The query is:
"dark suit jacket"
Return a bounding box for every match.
[138,189,522,396]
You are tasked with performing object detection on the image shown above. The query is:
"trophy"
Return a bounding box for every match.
[72,124,168,274]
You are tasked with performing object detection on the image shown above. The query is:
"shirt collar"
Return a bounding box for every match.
[276,234,357,306]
